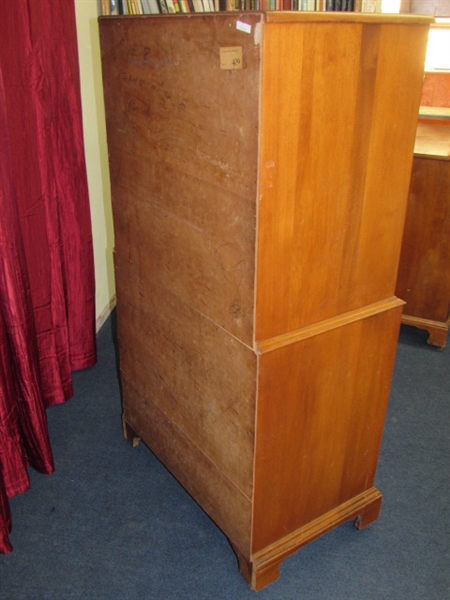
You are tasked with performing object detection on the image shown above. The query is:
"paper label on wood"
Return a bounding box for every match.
[220,47,243,71]
[236,21,252,34]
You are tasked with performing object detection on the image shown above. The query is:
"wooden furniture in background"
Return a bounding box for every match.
[420,73,450,109]
[396,120,450,347]
[99,12,430,591]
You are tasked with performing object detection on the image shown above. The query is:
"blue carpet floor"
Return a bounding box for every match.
[0,314,448,599]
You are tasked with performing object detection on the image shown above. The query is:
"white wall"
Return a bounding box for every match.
[74,0,116,330]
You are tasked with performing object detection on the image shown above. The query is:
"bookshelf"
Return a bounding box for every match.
[99,12,431,591]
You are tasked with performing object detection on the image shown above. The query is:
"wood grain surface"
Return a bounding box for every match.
[99,12,431,590]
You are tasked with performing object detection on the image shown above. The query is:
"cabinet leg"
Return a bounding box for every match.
[231,488,383,590]
[401,315,449,349]
[231,545,281,592]
[122,416,140,447]
[426,327,448,349]
[354,492,382,530]
[251,561,281,592]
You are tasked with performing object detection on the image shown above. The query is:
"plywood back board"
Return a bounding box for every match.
[100,14,263,346]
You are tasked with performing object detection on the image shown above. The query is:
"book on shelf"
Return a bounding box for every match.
[101,0,121,14]
[166,0,179,12]
[100,0,371,14]
[361,0,377,10]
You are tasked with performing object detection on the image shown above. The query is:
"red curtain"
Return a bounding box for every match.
[0,0,96,552]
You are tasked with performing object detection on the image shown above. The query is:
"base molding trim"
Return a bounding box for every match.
[236,488,383,592]
[401,313,449,348]
[96,295,117,333]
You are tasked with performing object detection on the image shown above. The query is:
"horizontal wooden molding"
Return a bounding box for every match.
[251,487,382,571]
[256,297,405,354]
[401,313,450,331]
[266,12,433,25]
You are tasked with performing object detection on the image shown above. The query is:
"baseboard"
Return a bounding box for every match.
[96,295,116,333]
